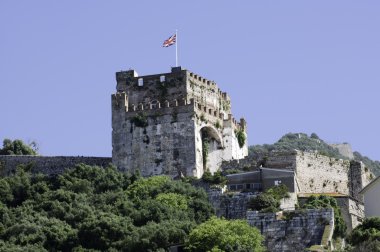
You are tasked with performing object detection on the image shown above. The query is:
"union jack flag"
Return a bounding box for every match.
[162,34,176,47]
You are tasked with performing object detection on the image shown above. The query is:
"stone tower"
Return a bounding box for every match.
[112,67,248,178]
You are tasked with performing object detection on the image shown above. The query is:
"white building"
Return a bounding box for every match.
[359,176,380,217]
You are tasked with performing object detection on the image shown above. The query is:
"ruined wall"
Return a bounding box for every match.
[295,152,372,200]
[349,161,371,201]
[247,209,334,252]
[329,143,354,159]
[295,152,351,195]
[0,155,112,176]
[220,155,257,173]
[298,196,364,232]
[208,189,255,219]
[265,151,297,170]
[264,151,371,200]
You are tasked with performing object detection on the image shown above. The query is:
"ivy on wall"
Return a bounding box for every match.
[235,130,246,148]
[131,113,148,128]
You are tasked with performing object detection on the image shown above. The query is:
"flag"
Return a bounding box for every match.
[163,34,176,47]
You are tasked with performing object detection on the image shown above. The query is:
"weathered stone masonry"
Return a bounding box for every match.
[247,208,334,252]
[112,67,248,178]
[0,155,112,176]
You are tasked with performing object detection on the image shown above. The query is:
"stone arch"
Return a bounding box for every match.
[200,125,223,145]
[200,125,223,172]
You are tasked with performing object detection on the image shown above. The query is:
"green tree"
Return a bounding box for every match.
[185,217,264,252]
[248,184,289,213]
[0,139,38,155]
[347,217,380,247]
[248,193,280,213]
[0,165,214,251]
[156,192,188,210]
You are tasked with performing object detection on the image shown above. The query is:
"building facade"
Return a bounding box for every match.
[360,176,380,217]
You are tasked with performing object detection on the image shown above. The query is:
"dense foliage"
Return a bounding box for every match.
[249,133,344,160]
[235,130,246,149]
[185,217,264,252]
[302,195,346,238]
[248,184,289,213]
[201,170,227,185]
[347,217,380,248]
[0,139,38,155]
[0,164,214,251]
[249,132,380,175]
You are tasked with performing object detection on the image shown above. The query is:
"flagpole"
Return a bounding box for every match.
[175,29,178,67]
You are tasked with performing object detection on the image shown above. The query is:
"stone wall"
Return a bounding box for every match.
[220,155,257,173]
[299,196,364,232]
[329,143,354,159]
[247,209,334,252]
[349,161,371,201]
[0,155,112,176]
[295,151,351,195]
[207,189,255,219]
[265,151,372,201]
[112,95,197,177]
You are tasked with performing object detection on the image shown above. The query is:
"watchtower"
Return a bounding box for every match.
[112,67,248,178]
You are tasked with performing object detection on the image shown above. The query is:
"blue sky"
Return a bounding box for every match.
[1,1,379,161]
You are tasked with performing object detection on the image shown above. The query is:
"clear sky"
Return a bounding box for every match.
[1,1,379,161]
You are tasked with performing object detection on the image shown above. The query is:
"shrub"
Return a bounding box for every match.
[131,113,148,127]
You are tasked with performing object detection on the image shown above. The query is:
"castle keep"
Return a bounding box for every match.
[112,67,248,178]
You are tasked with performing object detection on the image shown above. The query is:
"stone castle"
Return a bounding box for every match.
[111,67,247,178]
[0,66,376,251]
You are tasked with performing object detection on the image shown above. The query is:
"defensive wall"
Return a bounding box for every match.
[0,155,112,176]
[208,189,255,219]
[299,194,364,232]
[247,208,334,252]
[222,150,372,201]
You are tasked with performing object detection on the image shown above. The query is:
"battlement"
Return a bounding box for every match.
[115,67,231,115]
[112,91,246,132]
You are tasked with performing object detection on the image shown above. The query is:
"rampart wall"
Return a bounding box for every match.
[0,155,112,176]
[247,209,334,252]
[208,189,255,219]
[298,195,364,232]
[295,152,351,195]
[258,151,372,200]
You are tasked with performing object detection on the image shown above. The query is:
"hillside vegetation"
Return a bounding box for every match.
[0,164,264,251]
[249,133,380,176]
[0,139,38,155]
[0,164,214,251]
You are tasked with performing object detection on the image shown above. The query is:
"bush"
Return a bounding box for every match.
[303,195,346,238]
[248,185,289,213]
[347,217,380,247]
[235,130,246,148]
[131,113,148,127]
[185,217,265,252]
[249,193,280,213]
[201,171,227,185]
